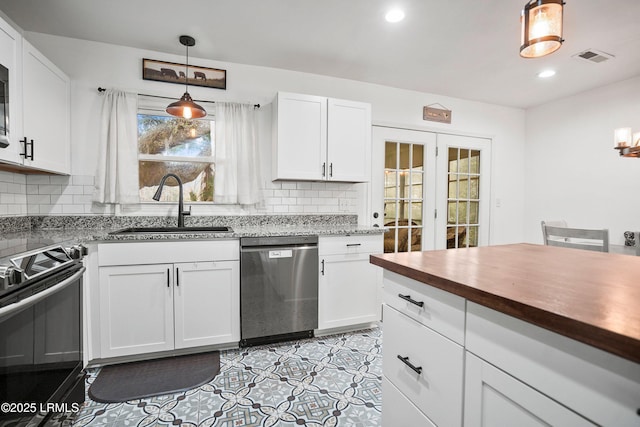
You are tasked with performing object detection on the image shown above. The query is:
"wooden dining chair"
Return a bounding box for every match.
[541,221,609,252]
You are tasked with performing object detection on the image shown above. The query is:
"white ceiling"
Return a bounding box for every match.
[0,0,639,109]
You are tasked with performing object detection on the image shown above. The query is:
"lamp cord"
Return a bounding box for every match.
[185,43,189,93]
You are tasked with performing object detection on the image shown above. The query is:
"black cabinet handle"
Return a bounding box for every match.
[397,355,422,374]
[167,268,170,288]
[346,243,361,247]
[398,293,424,308]
[329,162,333,177]
[20,137,34,160]
[321,259,325,276]
[176,267,179,286]
[322,162,326,177]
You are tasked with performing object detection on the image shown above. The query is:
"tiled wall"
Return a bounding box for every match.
[0,171,27,216]
[0,171,359,216]
[26,174,96,214]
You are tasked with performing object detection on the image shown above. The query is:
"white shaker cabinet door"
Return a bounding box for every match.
[272,92,327,181]
[21,40,70,174]
[327,98,371,182]
[318,253,380,330]
[99,264,174,358]
[464,352,596,427]
[174,260,239,349]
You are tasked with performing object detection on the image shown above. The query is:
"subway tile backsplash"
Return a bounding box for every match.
[0,170,359,217]
[0,171,27,216]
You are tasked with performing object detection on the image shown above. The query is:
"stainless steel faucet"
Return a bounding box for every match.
[152,173,191,227]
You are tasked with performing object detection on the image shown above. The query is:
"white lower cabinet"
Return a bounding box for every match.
[383,305,463,427]
[96,241,239,360]
[464,352,594,427]
[99,264,174,357]
[381,271,640,427]
[318,235,382,330]
[382,377,436,427]
[173,261,238,349]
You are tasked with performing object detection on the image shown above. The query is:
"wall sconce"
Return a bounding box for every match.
[166,35,207,119]
[614,127,640,158]
[520,0,565,59]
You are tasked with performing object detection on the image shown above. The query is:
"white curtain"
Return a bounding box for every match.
[214,102,262,205]
[92,90,140,205]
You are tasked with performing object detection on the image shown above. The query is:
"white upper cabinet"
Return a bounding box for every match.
[0,14,70,174]
[272,92,371,182]
[0,15,23,165]
[327,98,371,182]
[20,40,70,174]
[273,92,327,181]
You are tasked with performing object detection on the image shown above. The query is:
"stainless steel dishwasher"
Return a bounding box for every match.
[240,235,318,346]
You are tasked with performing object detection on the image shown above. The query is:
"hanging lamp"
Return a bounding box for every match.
[520,0,565,58]
[166,35,207,119]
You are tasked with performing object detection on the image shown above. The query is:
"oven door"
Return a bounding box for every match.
[0,265,85,425]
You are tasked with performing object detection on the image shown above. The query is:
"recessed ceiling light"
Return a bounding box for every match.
[537,69,556,78]
[385,8,405,23]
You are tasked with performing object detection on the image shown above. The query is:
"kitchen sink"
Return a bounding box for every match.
[109,226,234,235]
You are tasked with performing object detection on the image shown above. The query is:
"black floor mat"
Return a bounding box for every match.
[88,351,220,403]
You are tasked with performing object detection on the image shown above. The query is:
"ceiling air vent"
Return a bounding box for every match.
[572,49,614,63]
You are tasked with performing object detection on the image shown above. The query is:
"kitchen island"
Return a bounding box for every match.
[371,243,640,427]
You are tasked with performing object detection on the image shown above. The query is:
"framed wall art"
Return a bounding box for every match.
[142,58,226,90]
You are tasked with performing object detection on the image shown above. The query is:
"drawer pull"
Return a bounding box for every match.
[397,355,422,374]
[346,243,361,247]
[398,293,424,307]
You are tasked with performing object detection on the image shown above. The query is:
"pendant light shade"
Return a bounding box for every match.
[166,35,207,118]
[520,0,565,59]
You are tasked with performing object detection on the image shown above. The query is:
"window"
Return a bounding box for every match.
[383,141,425,253]
[446,147,481,248]
[137,111,215,202]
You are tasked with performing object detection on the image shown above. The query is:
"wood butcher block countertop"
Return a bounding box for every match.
[370,243,640,364]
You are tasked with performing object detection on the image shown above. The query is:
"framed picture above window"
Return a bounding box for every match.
[137,111,216,202]
[142,58,226,90]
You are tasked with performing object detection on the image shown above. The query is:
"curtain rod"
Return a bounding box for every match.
[97,87,260,109]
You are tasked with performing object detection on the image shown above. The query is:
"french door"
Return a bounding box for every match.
[371,127,437,252]
[371,126,491,252]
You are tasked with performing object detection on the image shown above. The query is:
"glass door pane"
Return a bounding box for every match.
[436,134,491,249]
[383,141,425,253]
[372,127,437,253]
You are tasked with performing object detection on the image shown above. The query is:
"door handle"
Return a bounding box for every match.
[322,162,326,177]
[397,355,422,374]
[167,268,170,288]
[398,293,424,308]
[176,267,179,287]
[329,162,333,177]
[20,137,34,160]
[321,259,325,276]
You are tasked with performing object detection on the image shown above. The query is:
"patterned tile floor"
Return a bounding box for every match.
[66,328,382,427]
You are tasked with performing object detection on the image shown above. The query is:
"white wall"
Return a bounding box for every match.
[22,32,526,244]
[524,76,640,246]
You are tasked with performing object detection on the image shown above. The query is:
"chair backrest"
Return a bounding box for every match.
[541,221,609,252]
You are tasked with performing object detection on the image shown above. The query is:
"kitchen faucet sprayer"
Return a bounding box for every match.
[152,173,191,227]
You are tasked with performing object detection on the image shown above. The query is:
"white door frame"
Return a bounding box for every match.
[370,125,437,251]
[367,125,492,251]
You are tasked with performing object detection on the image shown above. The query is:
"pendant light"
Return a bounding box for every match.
[520,0,565,59]
[166,35,207,119]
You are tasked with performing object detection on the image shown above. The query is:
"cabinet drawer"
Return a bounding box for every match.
[383,270,465,344]
[98,240,239,266]
[382,376,436,427]
[466,302,640,427]
[319,234,382,255]
[383,305,464,427]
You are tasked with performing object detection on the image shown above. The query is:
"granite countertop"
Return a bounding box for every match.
[0,215,383,259]
[370,243,640,364]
